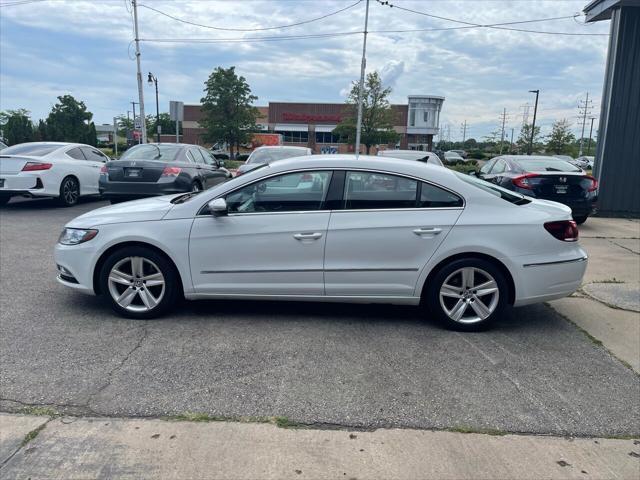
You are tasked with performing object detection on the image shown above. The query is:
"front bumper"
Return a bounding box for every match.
[54,243,98,295]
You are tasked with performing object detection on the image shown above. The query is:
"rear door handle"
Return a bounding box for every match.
[293,232,323,240]
[413,227,442,236]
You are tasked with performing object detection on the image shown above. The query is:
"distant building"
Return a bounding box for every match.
[180,95,444,154]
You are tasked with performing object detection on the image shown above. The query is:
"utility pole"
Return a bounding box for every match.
[126,110,131,146]
[510,128,514,153]
[499,108,507,154]
[460,120,468,143]
[528,89,540,155]
[131,101,140,144]
[587,116,596,155]
[132,0,147,143]
[113,117,118,157]
[354,0,370,158]
[577,92,593,156]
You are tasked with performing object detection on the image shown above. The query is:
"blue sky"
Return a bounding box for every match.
[0,0,610,140]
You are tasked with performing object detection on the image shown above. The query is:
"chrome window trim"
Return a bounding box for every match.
[196,167,466,216]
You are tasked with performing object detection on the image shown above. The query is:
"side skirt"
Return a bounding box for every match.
[184,293,421,306]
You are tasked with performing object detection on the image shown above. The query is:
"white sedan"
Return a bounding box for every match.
[54,155,587,330]
[0,142,109,206]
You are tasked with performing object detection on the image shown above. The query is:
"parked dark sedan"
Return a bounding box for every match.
[100,143,231,203]
[475,155,598,224]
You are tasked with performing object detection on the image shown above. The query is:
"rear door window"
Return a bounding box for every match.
[66,148,86,160]
[80,147,108,162]
[419,183,463,208]
[490,159,507,174]
[344,171,417,209]
[188,149,205,164]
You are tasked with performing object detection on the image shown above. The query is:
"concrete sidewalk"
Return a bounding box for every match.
[549,217,640,372]
[1,414,638,480]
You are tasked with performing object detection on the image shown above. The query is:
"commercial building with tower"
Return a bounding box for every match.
[180,95,444,154]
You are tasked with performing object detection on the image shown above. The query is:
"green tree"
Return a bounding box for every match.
[200,66,259,157]
[545,119,575,155]
[0,109,34,145]
[86,122,97,146]
[33,119,48,141]
[332,71,399,154]
[44,95,94,143]
[146,113,182,139]
[516,123,542,154]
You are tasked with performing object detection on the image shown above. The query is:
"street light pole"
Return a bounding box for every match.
[528,89,540,155]
[131,102,140,144]
[354,0,370,158]
[148,72,160,143]
[587,117,596,155]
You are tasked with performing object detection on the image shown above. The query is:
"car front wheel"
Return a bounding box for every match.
[99,246,180,319]
[426,258,508,331]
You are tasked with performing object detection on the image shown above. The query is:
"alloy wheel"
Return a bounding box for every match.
[107,256,165,313]
[62,178,79,205]
[438,267,499,324]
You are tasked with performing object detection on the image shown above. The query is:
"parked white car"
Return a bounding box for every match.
[0,142,109,206]
[55,155,587,330]
[377,149,444,166]
[236,145,312,176]
[444,151,466,163]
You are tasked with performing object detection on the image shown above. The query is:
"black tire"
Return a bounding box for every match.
[191,181,202,192]
[425,257,508,331]
[0,195,11,206]
[58,176,80,207]
[573,215,588,225]
[99,246,180,319]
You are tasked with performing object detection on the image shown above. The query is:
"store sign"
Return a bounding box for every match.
[320,146,338,154]
[282,112,342,123]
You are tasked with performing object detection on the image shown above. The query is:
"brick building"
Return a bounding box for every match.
[181,95,444,154]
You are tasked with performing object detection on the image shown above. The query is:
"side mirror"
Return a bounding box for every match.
[208,198,228,217]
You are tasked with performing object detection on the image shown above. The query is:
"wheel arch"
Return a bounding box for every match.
[59,174,80,197]
[420,252,516,305]
[92,241,185,297]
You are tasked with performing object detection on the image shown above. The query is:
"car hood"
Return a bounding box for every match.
[66,195,179,228]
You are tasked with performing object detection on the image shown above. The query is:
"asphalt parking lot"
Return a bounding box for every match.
[0,197,638,437]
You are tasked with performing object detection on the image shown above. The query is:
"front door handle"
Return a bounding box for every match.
[293,232,323,240]
[413,227,442,236]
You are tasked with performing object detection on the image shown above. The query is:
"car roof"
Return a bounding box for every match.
[265,154,456,180]
[496,155,567,161]
[378,149,436,155]
[253,145,310,151]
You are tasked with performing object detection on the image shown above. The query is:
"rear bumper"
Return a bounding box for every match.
[512,250,588,306]
[0,174,50,197]
[99,180,187,198]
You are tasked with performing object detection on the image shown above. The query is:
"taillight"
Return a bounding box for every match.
[161,166,182,177]
[22,162,52,171]
[584,175,598,192]
[100,165,108,175]
[544,220,579,242]
[512,173,537,189]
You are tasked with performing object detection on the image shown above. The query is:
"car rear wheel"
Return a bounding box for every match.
[573,215,588,225]
[426,258,508,331]
[99,246,180,319]
[58,176,80,207]
[0,195,11,206]
[191,181,202,192]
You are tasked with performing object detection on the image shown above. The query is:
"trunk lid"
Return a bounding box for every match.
[521,172,592,200]
[0,155,39,174]
[105,160,169,182]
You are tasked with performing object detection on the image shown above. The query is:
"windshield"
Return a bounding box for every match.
[121,144,182,161]
[517,158,581,172]
[1,143,62,156]
[247,148,307,164]
[454,171,530,205]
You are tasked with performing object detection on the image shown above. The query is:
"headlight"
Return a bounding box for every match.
[58,228,98,245]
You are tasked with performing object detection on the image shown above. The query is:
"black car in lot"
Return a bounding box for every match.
[100,143,231,203]
[475,155,598,224]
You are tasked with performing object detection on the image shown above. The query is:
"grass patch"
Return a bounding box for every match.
[18,406,58,417]
[163,412,302,429]
[447,425,507,436]
[21,423,47,447]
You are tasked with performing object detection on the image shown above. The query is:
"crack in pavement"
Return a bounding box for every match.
[609,239,640,256]
[0,417,52,470]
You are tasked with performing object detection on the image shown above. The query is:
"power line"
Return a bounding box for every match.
[137,0,362,32]
[140,31,363,44]
[0,0,48,6]
[374,0,609,36]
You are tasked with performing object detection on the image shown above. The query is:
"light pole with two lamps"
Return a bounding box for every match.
[148,72,160,143]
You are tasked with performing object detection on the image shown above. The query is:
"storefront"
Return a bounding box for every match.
[181,95,444,154]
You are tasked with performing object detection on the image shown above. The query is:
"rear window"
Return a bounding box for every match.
[1,143,61,156]
[454,171,530,205]
[247,148,308,164]
[517,158,581,172]
[121,144,181,161]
